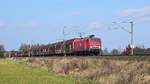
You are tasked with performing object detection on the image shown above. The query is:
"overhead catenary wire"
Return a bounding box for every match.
[112,21,134,56]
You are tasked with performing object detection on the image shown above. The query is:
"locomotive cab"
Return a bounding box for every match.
[89,38,101,49]
[86,37,102,55]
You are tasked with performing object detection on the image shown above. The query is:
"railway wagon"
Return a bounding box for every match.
[11,35,102,57]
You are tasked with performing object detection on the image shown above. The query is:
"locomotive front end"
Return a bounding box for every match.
[89,37,102,55]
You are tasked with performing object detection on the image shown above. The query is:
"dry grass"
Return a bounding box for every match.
[11,56,150,84]
[0,59,94,84]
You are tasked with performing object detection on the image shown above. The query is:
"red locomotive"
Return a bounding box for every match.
[11,35,102,57]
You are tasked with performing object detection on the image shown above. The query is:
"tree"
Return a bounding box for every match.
[19,43,30,52]
[102,48,109,55]
[0,45,5,51]
[111,49,120,55]
[0,44,5,57]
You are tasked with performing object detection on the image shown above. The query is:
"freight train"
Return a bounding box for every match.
[10,35,102,57]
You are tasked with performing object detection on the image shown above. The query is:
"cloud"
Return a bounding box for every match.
[119,6,150,22]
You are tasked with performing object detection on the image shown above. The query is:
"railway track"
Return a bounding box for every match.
[9,55,150,61]
[10,54,150,57]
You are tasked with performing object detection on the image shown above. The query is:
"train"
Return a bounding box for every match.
[10,35,102,57]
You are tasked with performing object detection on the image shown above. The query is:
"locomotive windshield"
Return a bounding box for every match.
[91,39,101,43]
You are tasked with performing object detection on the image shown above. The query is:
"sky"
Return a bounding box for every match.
[0,0,150,51]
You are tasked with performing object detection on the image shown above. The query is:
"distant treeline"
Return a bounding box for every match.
[102,45,150,55]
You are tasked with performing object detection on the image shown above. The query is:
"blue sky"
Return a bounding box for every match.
[0,0,150,50]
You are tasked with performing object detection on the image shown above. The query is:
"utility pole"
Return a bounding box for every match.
[113,21,134,56]
[62,26,66,56]
[62,25,80,56]
[130,21,134,56]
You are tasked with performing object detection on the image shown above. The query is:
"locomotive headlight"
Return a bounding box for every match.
[90,46,92,48]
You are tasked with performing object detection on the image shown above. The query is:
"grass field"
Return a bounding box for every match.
[1,57,150,84]
[14,56,149,84]
[0,59,96,84]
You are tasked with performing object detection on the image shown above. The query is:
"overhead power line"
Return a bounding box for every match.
[112,21,134,56]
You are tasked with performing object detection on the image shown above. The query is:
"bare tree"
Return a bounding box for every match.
[102,48,109,55]
[19,43,30,52]
[0,44,5,57]
[111,49,120,55]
